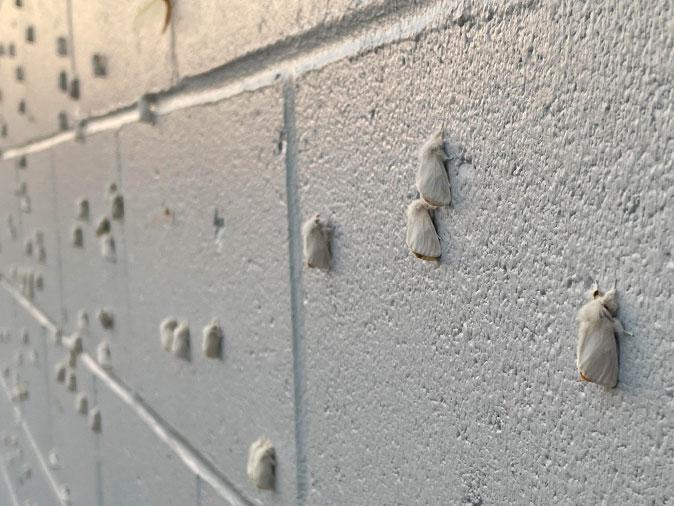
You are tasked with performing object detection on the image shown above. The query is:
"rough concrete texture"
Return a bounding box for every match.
[0,1,673,505]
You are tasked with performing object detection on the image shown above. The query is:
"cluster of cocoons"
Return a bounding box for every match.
[159,317,224,360]
[406,128,451,261]
[71,182,123,262]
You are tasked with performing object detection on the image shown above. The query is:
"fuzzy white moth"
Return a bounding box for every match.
[48,449,60,469]
[24,238,33,256]
[35,272,44,290]
[171,321,191,361]
[76,198,89,221]
[95,217,110,237]
[160,317,178,352]
[20,328,29,345]
[67,349,78,368]
[54,362,66,383]
[202,320,223,359]
[11,383,28,402]
[110,194,124,221]
[88,408,101,433]
[576,286,623,388]
[247,437,276,490]
[100,234,116,262]
[77,310,89,330]
[66,370,77,392]
[97,309,114,330]
[72,226,84,248]
[27,348,38,366]
[64,332,83,356]
[416,128,451,207]
[405,199,441,260]
[75,393,88,415]
[302,214,331,270]
[97,341,112,369]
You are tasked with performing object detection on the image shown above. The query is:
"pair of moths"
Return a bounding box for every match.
[407,128,451,260]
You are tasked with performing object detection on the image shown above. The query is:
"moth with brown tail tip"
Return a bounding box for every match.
[576,283,626,388]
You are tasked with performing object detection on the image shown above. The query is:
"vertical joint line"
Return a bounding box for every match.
[283,77,308,505]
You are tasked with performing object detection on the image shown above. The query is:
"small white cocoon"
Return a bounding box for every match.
[97,309,114,330]
[67,350,78,368]
[35,272,44,290]
[247,437,276,490]
[160,317,178,352]
[95,216,110,237]
[75,393,88,415]
[27,349,38,366]
[66,370,77,392]
[202,321,223,359]
[416,128,451,207]
[54,362,66,383]
[11,383,28,402]
[64,332,83,355]
[77,310,89,330]
[100,234,116,262]
[171,321,191,361]
[48,449,60,469]
[76,198,89,221]
[89,408,101,433]
[20,328,29,345]
[405,199,441,260]
[72,226,84,248]
[302,214,331,270]
[24,238,33,256]
[576,286,623,388]
[97,341,112,369]
[110,194,124,221]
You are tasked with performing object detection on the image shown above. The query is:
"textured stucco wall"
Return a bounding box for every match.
[0,1,672,505]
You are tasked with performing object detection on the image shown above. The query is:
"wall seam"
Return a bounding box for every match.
[282,76,308,505]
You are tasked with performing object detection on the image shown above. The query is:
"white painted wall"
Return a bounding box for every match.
[0,1,672,505]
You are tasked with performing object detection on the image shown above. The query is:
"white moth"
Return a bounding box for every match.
[202,320,223,359]
[110,194,124,221]
[576,286,623,388]
[66,370,77,392]
[54,362,66,383]
[20,328,29,345]
[77,310,89,330]
[171,321,191,361]
[48,449,60,469]
[51,329,63,346]
[247,437,276,490]
[405,199,441,260]
[74,393,88,415]
[67,349,78,368]
[11,383,28,402]
[88,408,101,433]
[76,198,89,221]
[27,349,38,366]
[64,332,83,356]
[137,95,156,125]
[302,214,331,270]
[100,234,116,262]
[97,309,114,330]
[160,317,178,352]
[95,216,111,237]
[72,225,84,248]
[24,238,33,256]
[97,341,112,369]
[416,128,451,207]
[35,272,44,291]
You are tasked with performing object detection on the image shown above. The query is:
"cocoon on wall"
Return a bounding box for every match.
[202,321,223,359]
[97,341,112,369]
[159,317,178,352]
[302,214,331,270]
[416,128,451,207]
[171,321,191,361]
[54,362,66,383]
[576,285,624,388]
[89,408,101,433]
[247,437,276,490]
[75,393,88,415]
[405,199,441,260]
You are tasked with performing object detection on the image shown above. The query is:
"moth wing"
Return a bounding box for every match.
[405,207,441,259]
[416,156,451,207]
[577,319,618,387]
[305,228,331,270]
